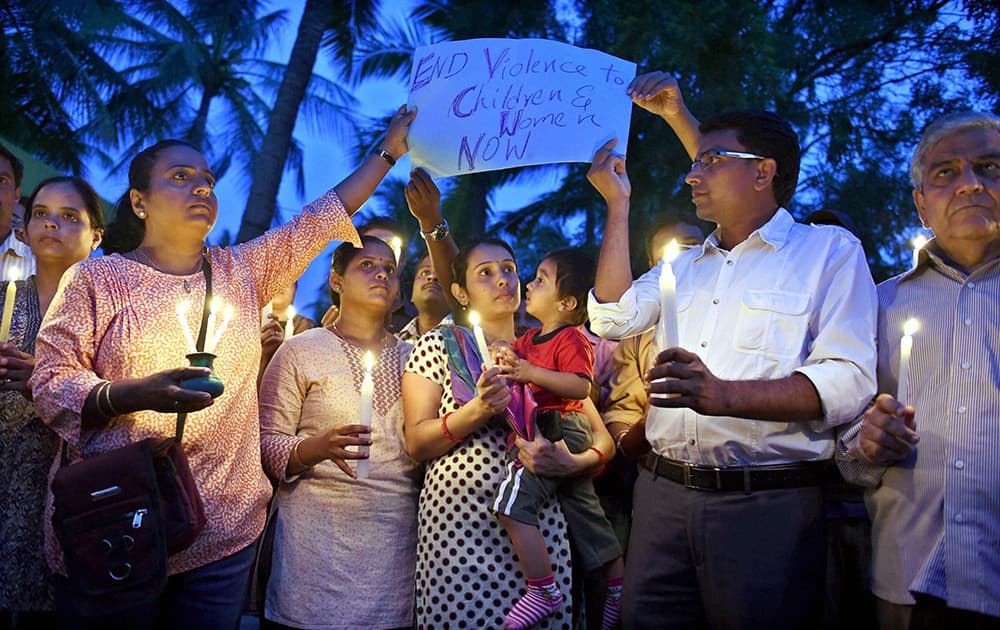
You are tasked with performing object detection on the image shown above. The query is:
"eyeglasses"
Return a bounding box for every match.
[690,150,768,172]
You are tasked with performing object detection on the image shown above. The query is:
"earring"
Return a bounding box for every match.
[138,211,147,219]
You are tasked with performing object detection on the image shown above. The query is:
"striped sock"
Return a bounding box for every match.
[601,576,624,630]
[503,574,564,629]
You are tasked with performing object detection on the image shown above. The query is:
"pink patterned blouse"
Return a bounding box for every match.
[30,189,360,575]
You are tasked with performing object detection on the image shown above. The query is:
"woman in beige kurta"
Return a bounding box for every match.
[260,236,419,629]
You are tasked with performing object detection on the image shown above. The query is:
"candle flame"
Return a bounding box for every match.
[6,264,20,282]
[210,296,221,314]
[176,299,190,316]
[468,310,481,327]
[903,318,920,336]
[390,236,403,263]
[364,350,375,372]
[911,234,928,251]
[661,239,681,264]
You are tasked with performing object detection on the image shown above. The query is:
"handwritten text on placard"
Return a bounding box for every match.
[407,39,636,178]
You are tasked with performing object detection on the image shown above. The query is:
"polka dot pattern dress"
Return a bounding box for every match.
[405,329,574,629]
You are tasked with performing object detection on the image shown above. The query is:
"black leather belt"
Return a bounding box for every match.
[641,453,828,492]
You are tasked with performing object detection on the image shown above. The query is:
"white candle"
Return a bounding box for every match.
[208,304,234,353]
[898,318,919,405]
[0,265,19,343]
[176,300,198,354]
[911,234,928,269]
[284,305,296,340]
[655,239,681,353]
[357,351,375,478]
[390,236,403,264]
[205,296,221,351]
[468,310,495,369]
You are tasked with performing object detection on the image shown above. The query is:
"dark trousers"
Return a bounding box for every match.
[621,467,825,630]
[910,594,1000,630]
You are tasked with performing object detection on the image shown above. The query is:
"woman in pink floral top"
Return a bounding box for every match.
[30,107,414,627]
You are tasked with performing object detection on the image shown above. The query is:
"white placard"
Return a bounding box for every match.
[407,38,636,177]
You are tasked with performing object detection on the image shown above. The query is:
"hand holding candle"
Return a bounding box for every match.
[468,310,495,369]
[0,265,19,343]
[897,318,919,406]
[357,350,375,478]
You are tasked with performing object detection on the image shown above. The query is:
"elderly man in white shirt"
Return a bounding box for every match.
[0,145,36,280]
[587,72,877,630]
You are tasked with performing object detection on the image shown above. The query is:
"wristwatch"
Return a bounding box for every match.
[420,220,450,241]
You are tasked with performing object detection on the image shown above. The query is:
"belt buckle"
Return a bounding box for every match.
[682,463,722,491]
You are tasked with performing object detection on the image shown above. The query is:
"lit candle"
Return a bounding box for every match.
[284,305,296,340]
[390,236,403,264]
[468,310,495,369]
[357,351,375,478]
[655,239,681,353]
[205,296,221,351]
[208,304,234,353]
[911,234,928,269]
[898,318,919,405]
[176,299,197,354]
[0,265,18,343]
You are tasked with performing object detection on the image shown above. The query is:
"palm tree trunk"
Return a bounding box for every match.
[186,86,215,148]
[469,172,489,237]
[236,0,333,243]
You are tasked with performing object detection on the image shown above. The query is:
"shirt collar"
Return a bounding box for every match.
[900,237,1000,283]
[694,207,793,261]
[0,230,33,258]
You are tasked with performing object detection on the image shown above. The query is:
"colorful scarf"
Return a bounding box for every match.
[439,325,536,440]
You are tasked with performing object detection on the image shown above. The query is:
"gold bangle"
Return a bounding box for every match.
[290,440,309,471]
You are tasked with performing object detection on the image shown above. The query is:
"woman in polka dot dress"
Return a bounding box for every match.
[404,239,603,629]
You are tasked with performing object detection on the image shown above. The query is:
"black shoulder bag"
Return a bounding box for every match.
[50,258,213,616]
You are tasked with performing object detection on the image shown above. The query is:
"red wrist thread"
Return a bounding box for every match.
[441,412,464,444]
[589,446,607,478]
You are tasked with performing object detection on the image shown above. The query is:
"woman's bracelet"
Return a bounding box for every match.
[94,381,111,417]
[103,381,122,417]
[589,446,607,478]
[441,412,464,444]
[289,440,310,472]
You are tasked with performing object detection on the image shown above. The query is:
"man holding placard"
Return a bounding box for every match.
[587,72,877,629]
[838,112,1000,628]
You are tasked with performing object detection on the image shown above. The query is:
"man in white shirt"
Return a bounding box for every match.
[838,111,1000,629]
[587,72,877,629]
[0,145,35,279]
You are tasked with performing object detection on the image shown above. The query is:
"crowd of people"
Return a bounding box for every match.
[0,68,997,630]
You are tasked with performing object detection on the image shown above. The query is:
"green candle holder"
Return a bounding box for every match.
[181,352,225,399]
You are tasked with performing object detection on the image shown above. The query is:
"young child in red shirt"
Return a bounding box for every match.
[491,248,624,630]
